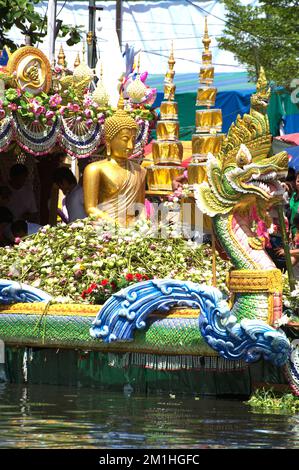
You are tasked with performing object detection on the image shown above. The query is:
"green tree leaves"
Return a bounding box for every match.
[218,0,299,90]
[0,0,82,50]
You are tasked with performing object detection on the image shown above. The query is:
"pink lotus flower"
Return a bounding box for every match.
[49,94,62,107]
[33,105,46,116]
[85,118,93,128]
[8,103,18,111]
[46,110,55,119]
[83,95,93,107]
[67,103,80,113]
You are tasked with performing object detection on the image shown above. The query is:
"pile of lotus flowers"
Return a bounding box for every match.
[0,217,230,304]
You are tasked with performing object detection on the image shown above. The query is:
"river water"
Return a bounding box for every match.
[0,382,298,449]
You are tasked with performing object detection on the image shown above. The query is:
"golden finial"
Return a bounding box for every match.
[137,53,141,74]
[74,53,81,68]
[57,44,66,67]
[168,41,175,70]
[163,42,176,101]
[117,91,125,110]
[256,66,267,92]
[203,16,211,52]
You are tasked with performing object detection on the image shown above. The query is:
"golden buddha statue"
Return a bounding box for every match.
[83,95,147,226]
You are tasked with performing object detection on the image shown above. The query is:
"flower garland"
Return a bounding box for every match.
[0,116,13,152]
[0,87,155,158]
[12,111,61,155]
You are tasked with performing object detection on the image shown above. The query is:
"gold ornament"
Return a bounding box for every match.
[7,46,52,94]
[74,53,81,68]
[57,44,66,67]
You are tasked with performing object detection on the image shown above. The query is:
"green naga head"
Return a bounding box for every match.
[194,114,288,218]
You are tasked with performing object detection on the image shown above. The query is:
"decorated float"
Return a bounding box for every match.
[0,26,298,397]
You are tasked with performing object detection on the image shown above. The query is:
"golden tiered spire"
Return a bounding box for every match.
[57,45,66,68]
[197,16,216,105]
[146,42,184,191]
[188,17,224,186]
[163,41,176,102]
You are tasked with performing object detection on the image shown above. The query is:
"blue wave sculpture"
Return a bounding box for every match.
[90,279,290,367]
[199,305,290,367]
[0,280,52,304]
[90,279,221,342]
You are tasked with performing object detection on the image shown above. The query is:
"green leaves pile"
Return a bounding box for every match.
[0,218,230,304]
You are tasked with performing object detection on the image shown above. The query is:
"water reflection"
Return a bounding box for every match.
[0,383,298,448]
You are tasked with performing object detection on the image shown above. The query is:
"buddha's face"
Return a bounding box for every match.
[108,128,137,159]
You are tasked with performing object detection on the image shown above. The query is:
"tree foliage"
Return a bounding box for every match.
[0,0,82,50]
[218,0,299,89]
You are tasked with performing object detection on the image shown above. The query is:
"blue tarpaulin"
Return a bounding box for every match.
[287,146,299,171]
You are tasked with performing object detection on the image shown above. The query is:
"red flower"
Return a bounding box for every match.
[142,275,149,280]
[110,281,117,290]
[101,279,109,287]
[88,283,98,293]
[82,283,98,298]
[134,273,143,281]
[125,273,134,281]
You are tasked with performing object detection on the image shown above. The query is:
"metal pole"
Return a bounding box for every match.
[47,0,57,64]
[116,0,123,50]
[88,0,95,68]
[276,203,296,291]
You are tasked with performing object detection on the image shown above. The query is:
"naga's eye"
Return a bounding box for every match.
[236,144,252,168]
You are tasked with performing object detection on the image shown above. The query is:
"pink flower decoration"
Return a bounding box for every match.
[58,106,66,115]
[0,109,5,119]
[84,108,91,118]
[85,118,93,128]
[72,103,80,113]
[8,103,18,111]
[49,94,62,107]
[46,110,55,119]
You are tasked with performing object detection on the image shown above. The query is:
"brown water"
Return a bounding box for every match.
[0,383,298,449]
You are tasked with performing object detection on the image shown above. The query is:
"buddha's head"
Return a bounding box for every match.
[104,96,138,159]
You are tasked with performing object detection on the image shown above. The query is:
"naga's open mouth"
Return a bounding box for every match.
[245,170,286,199]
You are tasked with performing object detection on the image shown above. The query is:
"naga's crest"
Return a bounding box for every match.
[250,67,271,114]
[194,76,288,218]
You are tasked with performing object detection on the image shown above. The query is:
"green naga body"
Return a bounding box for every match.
[195,68,288,326]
